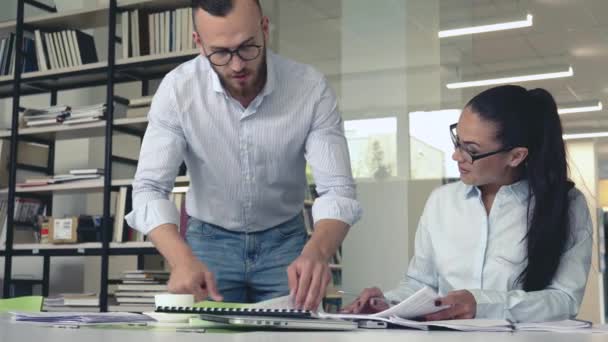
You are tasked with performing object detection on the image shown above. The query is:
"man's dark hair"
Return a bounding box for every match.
[191,0,262,17]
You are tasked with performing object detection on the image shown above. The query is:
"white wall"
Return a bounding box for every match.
[567,140,604,324]
[340,0,441,295]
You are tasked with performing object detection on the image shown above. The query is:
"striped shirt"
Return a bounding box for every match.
[385,180,592,322]
[125,51,362,234]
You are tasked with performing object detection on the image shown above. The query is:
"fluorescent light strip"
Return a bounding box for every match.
[558,101,603,115]
[446,66,573,89]
[563,132,608,140]
[439,14,533,38]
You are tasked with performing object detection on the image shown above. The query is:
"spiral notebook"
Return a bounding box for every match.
[155,306,315,319]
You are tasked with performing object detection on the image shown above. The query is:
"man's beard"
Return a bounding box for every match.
[214,48,267,99]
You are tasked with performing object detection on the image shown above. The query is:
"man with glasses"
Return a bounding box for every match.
[126,0,361,311]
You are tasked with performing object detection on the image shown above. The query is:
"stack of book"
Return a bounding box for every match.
[43,293,100,312]
[125,96,152,118]
[109,270,169,312]
[21,102,128,128]
[17,168,103,188]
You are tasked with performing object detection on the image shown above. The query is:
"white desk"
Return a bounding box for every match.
[2,320,608,342]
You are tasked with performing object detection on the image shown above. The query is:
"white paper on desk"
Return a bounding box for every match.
[371,286,446,319]
[389,317,513,332]
[514,319,592,332]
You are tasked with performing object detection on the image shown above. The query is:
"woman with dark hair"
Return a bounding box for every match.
[342,85,592,322]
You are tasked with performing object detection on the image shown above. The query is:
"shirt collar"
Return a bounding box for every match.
[207,50,276,98]
[463,179,530,204]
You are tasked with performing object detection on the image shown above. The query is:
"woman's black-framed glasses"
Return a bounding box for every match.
[206,44,262,66]
[449,123,514,164]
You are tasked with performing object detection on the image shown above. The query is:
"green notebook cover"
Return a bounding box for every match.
[0,296,43,312]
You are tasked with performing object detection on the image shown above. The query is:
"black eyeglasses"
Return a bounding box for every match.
[205,44,263,66]
[449,123,514,164]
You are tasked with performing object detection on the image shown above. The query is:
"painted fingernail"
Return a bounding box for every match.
[434,300,441,306]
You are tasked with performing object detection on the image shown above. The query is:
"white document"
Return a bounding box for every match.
[319,286,447,321]
[371,286,446,318]
[389,317,512,332]
[514,319,592,332]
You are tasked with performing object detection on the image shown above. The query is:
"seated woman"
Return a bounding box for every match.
[342,85,592,322]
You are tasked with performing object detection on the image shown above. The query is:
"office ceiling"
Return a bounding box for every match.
[263,0,608,158]
[440,0,608,136]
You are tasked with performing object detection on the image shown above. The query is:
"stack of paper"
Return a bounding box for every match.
[11,311,154,324]
[515,319,592,332]
[389,317,513,332]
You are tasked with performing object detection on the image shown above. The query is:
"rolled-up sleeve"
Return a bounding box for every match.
[305,77,362,227]
[125,74,187,235]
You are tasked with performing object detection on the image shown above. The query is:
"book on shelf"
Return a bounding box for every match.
[69,168,104,175]
[0,197,47,246]
[123,269,170,280]
[19,101,129,128]
[17,173,102,187]
[0,28,98,75]
[122,95,152,118]
[128,95,153,108]
[113,186,128,243]
[0,139,49,187]
[121,7,194,59]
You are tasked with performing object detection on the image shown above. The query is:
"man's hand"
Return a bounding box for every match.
[340,287,389,314]
[167,257,223,302]
[287,250,331,310]
[287,219,349,311]
[147,224,223,302]
[423,290,477,321]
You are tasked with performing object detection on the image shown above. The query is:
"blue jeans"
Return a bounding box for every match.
[185,214,307,303]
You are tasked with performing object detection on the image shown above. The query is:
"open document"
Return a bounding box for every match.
[319,286,447,321]
[316,286,592,332]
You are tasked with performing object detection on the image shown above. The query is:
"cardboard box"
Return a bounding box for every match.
[49,217,78,243]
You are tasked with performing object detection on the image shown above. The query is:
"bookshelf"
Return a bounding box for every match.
[0,0,343,312]
[0,0,197,311]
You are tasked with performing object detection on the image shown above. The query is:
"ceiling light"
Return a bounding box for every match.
[558,100,603,115]
[446,65,573,89]
[563,132,608,140]
[439,14,533,38]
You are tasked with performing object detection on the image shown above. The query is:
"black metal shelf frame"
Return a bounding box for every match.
[1,0,173,310]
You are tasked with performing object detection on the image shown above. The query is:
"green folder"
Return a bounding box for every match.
[0,296,43,312]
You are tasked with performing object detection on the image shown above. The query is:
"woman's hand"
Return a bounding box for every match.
[423,290,476,321]
[340,287,390,314]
